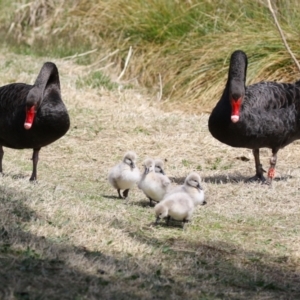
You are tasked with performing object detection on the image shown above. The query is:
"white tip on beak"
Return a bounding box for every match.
[231,115,239,123]
[24,123,32,130]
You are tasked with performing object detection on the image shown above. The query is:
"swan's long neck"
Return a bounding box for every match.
[34,62,60,94]
[226,50,247,123]
[24,63,60,130]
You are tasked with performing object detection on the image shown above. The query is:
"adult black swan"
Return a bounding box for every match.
[0,62,70,181]
[208,50,300,184]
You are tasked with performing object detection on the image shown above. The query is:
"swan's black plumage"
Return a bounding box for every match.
[208,50,300,182]
[0,62,70,180]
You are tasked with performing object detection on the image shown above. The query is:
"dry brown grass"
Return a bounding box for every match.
[0,48,300,299]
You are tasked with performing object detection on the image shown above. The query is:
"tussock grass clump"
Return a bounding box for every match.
[1,0,300,112]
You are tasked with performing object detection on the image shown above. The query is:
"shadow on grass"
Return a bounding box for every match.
[129,198,152,208]
[11,173,29,180]
[170,174,251,185]
[0,186,151,299]
[127,228,300,299]
[1,185,300,299]
[1,172,28,180]
[203,174,250,184]
[102,194,123,200]
[170,173,250,184]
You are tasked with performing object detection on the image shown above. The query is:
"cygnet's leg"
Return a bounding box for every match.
[182,218,190,229]
[147,197,154,207]
[117,189,123,199]
[166,216,171,226]
[247,149,266,182]
[0,146,3,174]
[123,189,129,198]
[30,148,41,181]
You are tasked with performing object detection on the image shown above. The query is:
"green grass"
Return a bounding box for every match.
[76,71,118,90]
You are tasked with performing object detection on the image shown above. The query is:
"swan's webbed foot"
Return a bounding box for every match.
[246,174,266,183]
[249,148,278,185]
[247,150,266,183]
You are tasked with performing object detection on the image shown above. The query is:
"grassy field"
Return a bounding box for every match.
[0,49,300,299]
[0,1,300,299]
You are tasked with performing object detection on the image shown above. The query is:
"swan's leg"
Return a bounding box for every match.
[267,149,278,184]
[247,149,266,182]
[30,148,41,181]
[0,146,3,173]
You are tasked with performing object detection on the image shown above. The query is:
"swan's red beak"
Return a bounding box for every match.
[24,106,35,130]
[230,97,242,123]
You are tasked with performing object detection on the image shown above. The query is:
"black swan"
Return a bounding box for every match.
[0,62,70,181]
[208,50,300,183]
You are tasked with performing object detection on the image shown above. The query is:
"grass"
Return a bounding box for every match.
[1,0,300,112]
[76,71,119,91]
[0,49,300,299]
[0,1,300,298]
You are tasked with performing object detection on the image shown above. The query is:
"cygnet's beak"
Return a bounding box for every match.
[130,162,135,169]
[197,183,203,191]
[202,200,207,206]
[155,216,160,224]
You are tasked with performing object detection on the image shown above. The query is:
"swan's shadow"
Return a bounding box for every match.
[273,175,293,182]
[169,176,186,185]
[203,174,293,184]
[170,173,293,185]
[1,172,28,180]
[169,175,245,185]
[203,174,249,184]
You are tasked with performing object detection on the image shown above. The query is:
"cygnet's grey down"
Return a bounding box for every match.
[154,192,195,225]
[167,172,206,206]
[154,158,165,175]
[108,151,140,199]
[138,158,171,206]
